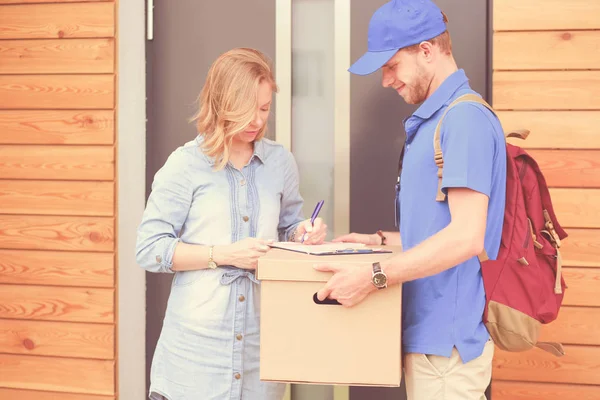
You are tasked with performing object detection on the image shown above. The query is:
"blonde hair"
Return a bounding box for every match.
[192,48,278,170]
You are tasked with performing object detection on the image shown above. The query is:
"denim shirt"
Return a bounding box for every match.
[136,136,304,400]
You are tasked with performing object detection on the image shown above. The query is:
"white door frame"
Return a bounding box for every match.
[275,1,351,399]
[117,0,147,398]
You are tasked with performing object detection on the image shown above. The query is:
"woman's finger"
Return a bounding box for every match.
[305,231,326,245]
[314,232,327,244]
[311,218,323,232]
[317,231,327,242]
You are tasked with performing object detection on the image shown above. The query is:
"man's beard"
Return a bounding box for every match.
[401,69,430,105]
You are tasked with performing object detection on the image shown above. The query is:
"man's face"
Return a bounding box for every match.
[381,47,432,105]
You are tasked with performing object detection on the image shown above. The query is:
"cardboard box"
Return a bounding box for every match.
[257,247,402,387]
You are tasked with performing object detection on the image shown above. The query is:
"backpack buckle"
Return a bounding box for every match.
[528,218,544,249]
[543,210,561,248]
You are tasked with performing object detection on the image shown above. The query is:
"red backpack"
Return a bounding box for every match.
[433,94,567,357]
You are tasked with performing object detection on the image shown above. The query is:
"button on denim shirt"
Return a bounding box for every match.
[136,136,305,400]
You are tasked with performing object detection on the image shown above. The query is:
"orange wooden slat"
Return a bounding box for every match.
[550,189,600,229]
[0,319,114,359]
[527,150,600,188]
[500,111,600,150]
[0,215,114,252]
[493,345,600,385]
[0,3,114,39]
[493,71,600,111]
[0,110,114,145]
[493,0,600,31]
[0,0,112,3]
[561,229,600,268]
[494,31,600,70]
[0,249,113,288]
[540,306,600,346]
[0,75,114,110]
[0,388,114,400]
[0,354,114,395]
[0,180,114,216]
[0,39,114,74]
[0,145,114,181]
[0,284,114,323]
[562,268,600,307]
[492,380,600,400]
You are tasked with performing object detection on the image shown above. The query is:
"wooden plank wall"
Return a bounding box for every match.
[492,1,600,399]
[0,0,117,399]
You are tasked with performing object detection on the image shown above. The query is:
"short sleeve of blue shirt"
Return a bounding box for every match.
[440,103,497,198]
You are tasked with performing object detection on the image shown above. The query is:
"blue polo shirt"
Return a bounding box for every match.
[398,69,506,363]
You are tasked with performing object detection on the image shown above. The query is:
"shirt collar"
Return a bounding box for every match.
[403,69,470,139]
[413,69,470,120]
[196,135,266,166]
[252,139,266,164]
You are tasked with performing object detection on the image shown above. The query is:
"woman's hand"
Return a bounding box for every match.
[217,238,272,270]
[293,218,327,245]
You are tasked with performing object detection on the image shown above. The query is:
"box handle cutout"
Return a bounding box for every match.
[313,292,341,306]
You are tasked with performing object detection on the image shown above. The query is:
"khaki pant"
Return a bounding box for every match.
[404,340,494,400]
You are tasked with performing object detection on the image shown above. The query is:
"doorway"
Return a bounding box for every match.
[144,1,492,399]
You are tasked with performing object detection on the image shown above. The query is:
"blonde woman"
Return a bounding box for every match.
[136,48,327,400]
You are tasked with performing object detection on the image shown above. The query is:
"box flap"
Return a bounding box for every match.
[257,246,400,282]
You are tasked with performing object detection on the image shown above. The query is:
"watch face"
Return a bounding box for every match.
[208,261,218,269]
[373,272,387,287]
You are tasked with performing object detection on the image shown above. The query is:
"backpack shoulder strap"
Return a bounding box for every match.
[433,93,495,202]
[433,94,530,201]
[433,94,496,263]
[432,94,533,263]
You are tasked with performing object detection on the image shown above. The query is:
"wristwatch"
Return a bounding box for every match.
[208,246,218,269]
[371,262,388,289]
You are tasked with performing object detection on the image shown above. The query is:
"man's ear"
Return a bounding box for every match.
[419,41,435,62]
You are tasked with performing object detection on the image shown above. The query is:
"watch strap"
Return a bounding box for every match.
[373,262,382,274]
[376,230,387,245]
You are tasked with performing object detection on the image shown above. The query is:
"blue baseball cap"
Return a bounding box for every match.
[349,0,448,76]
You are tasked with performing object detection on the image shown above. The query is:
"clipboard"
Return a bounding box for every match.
[268,242,392,256]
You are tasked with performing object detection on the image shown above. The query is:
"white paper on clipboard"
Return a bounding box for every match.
[267,242,390,255]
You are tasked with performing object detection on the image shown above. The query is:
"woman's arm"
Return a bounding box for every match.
[135,150,194,273]
[137,147,282,272]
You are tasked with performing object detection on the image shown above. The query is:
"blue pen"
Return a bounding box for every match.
[302,200,324,243]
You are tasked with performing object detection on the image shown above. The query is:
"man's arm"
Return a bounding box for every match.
[380,102,497,283]
[333,231,402,248]
[316,103,497,307]
[314,187,487,307]
[382,187,488,285]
